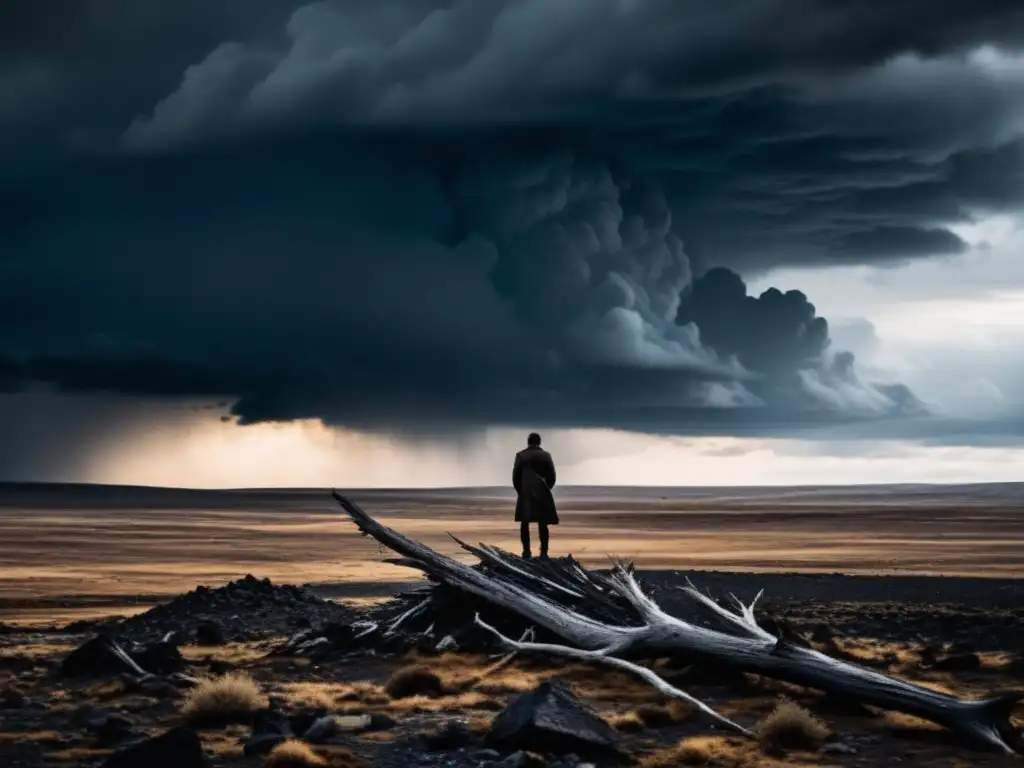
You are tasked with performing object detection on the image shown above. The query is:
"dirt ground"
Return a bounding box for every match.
[1,622,1022,766]
[1,483,1022,624]
[0,483,1021,766]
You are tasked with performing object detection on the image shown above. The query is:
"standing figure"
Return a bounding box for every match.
[513,432,558,559]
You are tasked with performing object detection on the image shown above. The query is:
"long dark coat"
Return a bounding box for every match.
[513,446,558,525]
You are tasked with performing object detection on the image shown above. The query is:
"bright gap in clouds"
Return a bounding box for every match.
[748,214,1024,419]
[76,408,1024,489]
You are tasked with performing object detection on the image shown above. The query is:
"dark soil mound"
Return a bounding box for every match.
[110,575,355,643]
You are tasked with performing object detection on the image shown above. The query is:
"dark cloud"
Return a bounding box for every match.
[1,0,1022,447]
[0,139,923,435]
[838,226,968,260]
[676,268,829,377]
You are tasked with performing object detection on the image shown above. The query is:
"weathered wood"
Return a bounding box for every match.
[332,491,1022,754]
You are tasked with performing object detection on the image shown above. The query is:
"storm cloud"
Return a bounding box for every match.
[2,0,1024,441]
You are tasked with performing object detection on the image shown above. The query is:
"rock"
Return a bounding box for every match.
[102,725,208,768]
[130,641,185,675]
[243,709,295,756]
[486,679,620,759]
[301,712,396,742]
[62,635,183,678]
[302,715,343,743]
[62,636,140,678]
[435,635,458,653]
[87,713,136,745]
[821,742,858,755]
[0,687,26,709]
[933,653,981,671]
[422,720,480,751]
[368,713,398,731]
[129,676,183,698]
[195,620,227,645]
[497,751,547,768]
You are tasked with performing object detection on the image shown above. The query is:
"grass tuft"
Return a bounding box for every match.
[181,672,266,727]
[265,740,326,767]
[755,698,829,752]
[383,666,446,699]
[640,736,744,767]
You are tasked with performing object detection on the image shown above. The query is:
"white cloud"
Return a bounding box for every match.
[748,213,1024,419]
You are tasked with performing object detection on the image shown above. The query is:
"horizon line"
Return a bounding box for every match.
[1,479,1022,493]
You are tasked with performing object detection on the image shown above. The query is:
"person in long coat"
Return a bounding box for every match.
[513,432,558,559]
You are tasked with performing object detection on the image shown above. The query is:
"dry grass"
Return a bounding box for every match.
[610,698,698,731]
[640,736,751,767]
[279,681,346,709]
[265,740,326,767]
[0,730,66,745]
[180,643,268,666]
[611,711,647,733]
[336,682,391,706]
[181,672,266,726]
[380,690,503,714]
[264,741,366,768]
[638,701,693,727]
[383,666,446,699]
[37,746,112,763]
[755,699,829,753]
[882,711,945,734]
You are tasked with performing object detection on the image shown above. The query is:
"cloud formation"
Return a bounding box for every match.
[2,0,1023,441]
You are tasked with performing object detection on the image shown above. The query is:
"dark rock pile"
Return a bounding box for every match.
[277,579,604,658]
[101,725,208,768]
[100,575,356,644]
[276,556,734,658]
[61,635,184,678]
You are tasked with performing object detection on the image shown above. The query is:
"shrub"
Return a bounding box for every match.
[264,740,325,768]
[181,672,266,726]
[756,698,829,752]
[384,666,445,699]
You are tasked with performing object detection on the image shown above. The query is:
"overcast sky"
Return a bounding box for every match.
[2,1,1024,487]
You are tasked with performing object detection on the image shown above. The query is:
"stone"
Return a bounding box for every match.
[821,742,858,755]
[62,636,141,678]
[62,635,182,678]
[497,751,548,768]
[486,679,620,759]
[131,641,185,675]
[422,720,480,751]
[87,713,136,745]
[102,725,208,768]
[243,709,294,756]
[195,620,228,646]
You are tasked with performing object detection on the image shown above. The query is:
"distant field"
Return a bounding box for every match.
[0,482,1022,623]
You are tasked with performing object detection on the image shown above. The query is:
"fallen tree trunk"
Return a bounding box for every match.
[331,491,1022,753]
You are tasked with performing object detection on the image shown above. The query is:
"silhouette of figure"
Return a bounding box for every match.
[513,432,558,559]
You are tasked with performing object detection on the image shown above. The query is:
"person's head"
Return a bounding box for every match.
[527,432,541,447]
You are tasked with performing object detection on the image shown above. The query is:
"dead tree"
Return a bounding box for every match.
[331,491,1022,754]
